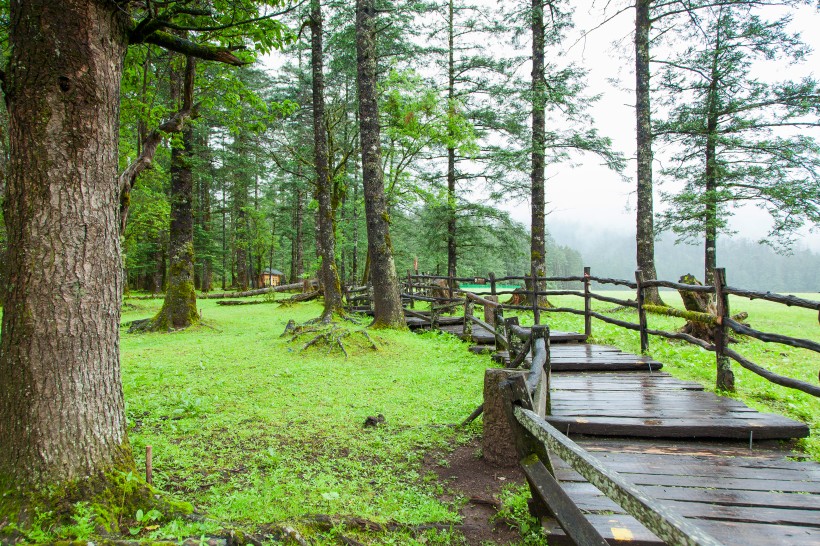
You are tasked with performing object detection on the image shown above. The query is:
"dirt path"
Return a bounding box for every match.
[425,438,528,545]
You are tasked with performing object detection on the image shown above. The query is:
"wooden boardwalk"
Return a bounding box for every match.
[419,316,819,545]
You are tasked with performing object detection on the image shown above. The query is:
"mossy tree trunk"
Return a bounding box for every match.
[0,0,135,491]
[635,0,664,305]
[356,0,405,328]
[151,56,199,330]
[312,0,344,320]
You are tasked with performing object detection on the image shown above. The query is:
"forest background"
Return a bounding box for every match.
[0,0,818,300]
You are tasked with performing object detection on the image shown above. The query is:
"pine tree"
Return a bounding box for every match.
[655,3,820,284]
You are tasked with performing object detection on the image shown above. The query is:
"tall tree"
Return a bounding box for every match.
[634,0,663,303]
[150,55,200,330]
[0,0,290,519]
[446,0,458,280]
[312,0,344,319]
[531,0,547,295]
[356,0,405,328]
[655,3,820,284]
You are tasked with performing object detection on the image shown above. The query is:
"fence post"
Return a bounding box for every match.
[463,297,474,339]
[430,303,440,330]
[489,272,497,298]
[714,268,735,392]
[506,316,521,364]
[407,270,414,310]
[635,270,649,354]
[531,324,551,418]
[494,306,508,351]
[367,284,375,314]
[531,265,540,325]
[448,271,455,301]
[583,266,592,340]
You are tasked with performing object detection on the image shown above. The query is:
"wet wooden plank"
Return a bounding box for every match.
[544,514,663,546]
[546,415,810,440]
[546,514,820,546]
[578,439,811,465]
[561,481,820,513]
[554,459,820,488]
[694,519,820,546]
[554,466,820,493]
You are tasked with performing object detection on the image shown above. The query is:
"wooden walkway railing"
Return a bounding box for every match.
[345,266,820,399]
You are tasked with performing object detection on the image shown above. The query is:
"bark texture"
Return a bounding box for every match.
[355,0,405,328]
[312,0,344,319]
[0,0,132,488]
[635,0,663,305]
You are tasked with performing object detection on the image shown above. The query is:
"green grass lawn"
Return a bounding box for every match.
[120,295,507,544]
[4,287,816,544]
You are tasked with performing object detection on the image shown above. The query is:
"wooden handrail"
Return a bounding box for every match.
[399,265,820,398]
[641,279,715,293]
[724,318,820,353]
[724,347,820,397]
[724,286,820,311]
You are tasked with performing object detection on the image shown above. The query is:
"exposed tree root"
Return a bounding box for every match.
[281,320,379,357]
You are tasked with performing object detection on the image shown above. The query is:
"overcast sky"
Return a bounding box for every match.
[502,2,820,252]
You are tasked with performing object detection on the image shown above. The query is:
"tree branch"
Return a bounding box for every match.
[135,30,246,66]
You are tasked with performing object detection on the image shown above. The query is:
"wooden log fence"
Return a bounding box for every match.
[446,269,817,544]
[391,266,819,398]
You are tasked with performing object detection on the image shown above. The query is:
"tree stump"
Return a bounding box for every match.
[678,274,716,342]
[482,368,527,467]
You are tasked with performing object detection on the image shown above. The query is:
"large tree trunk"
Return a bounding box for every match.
[0,0,134,490]
[530,0,548,305]
[356,0,405,328]
[312,0,344,320]
[635,0,664,305]
[151,57,199,330]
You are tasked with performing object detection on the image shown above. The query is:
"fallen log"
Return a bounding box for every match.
[278,290,320,305]
[204,281,314,299]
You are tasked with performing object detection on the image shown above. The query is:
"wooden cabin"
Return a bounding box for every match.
[260,268,285,287]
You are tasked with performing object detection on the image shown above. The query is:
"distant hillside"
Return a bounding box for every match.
[550,223,820,293]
